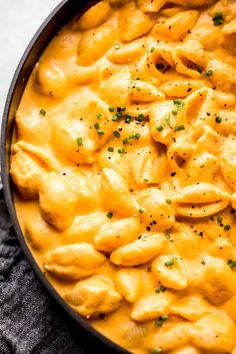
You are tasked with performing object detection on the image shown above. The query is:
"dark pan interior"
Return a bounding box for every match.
[0,1,131,353]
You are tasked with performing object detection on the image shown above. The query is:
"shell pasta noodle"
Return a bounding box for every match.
[10,0,236,353]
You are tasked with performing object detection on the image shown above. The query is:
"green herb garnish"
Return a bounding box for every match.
[215,116,222,123]
[224,224,231,231]
[174,124,185,132]
[118,147,126,154]
[156,125,164,132]
[155,315,168,327]
[106,212,113,219]
[212,12,224,26]
[39,108,46,116]
[97,130,104,136]
[76,137,83,146]
[205,69,213,77]
[228,259,236,268]
[113,131,120,138]
[165,257,176,267]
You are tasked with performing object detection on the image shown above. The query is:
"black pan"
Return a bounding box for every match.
[0,1,131,353]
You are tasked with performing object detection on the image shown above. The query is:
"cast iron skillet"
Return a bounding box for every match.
[1,1,131,353]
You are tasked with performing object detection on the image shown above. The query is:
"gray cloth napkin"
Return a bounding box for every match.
[0,189,113,354]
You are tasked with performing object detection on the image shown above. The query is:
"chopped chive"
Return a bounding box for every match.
[76,137,83,146]
[172,109,178,115]
[212,12,224,26]
[165,257,176,267]
[123,138,129,145]
[118,147,126,154]
[156,125,164,132]
[108,147,114,152]
[113,131,120,138]
[94,122,100,130]
[155,315,168,327]
[156,285,166,293]
[96,113,102,119]
[224,224,231,231]
[125,114,132,123]
[150,47,155,53]
[205,69,213,77]
[117,106,126,112]
[134,133,141,139]
[164,114,171,127]
[197,67,203,74]
[173,99,184,108]
[217,215,223,224]
[106,212,113,219]
[39,108,46,116]
[174,124,185,132]
[112,114,119,121]
[151,348,162,354]
[108,106,115,112]
[97,130,104,136]
[166,199,172,204]
[215,116,222,123]
[138,207,144,214]
[228,259,236,268]
[136,114,145,122]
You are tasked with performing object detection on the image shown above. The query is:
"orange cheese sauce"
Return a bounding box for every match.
[11,0,236,353]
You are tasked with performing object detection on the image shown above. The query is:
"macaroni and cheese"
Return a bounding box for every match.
[10,0,236,353]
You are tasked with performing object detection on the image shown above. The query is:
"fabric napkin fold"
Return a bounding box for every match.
[0,189,113,354]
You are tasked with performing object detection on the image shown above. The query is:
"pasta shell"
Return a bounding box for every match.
[130,146,167,186]
[10,150,46,199]
[130,80,165,103]
[119,2,156,42]
[152,255,188,290]
[101,168,136,217]
[39,172,77,231]
[77,23,116,66]
[24,215,58,252]
[171,296,211,321]
[172,183,230,218]
[201,256,236,305]
[64,275,122,317]
[153,11,199,41]
[185,153,219,184]
[116,269,142,303]
[64,212,107,244]
[220,135,236,190]
[110,233,166,266]
[99,69,131,107]
[136,188,175,231]
[131,291,175,322]
[94,217,140,252]
[192,313,236,353]
[76,1,111,30]
[108,38,146,65]
[137,0,166,12]
[44,243,106,280]
[147,323,192,352]
[173,40,207,79]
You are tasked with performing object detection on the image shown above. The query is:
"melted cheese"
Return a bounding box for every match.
[11,0,236,353]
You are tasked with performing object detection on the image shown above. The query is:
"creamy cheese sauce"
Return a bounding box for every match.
[11,0,236,353]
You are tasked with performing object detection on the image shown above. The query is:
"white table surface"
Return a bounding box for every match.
[0,0,60,125]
